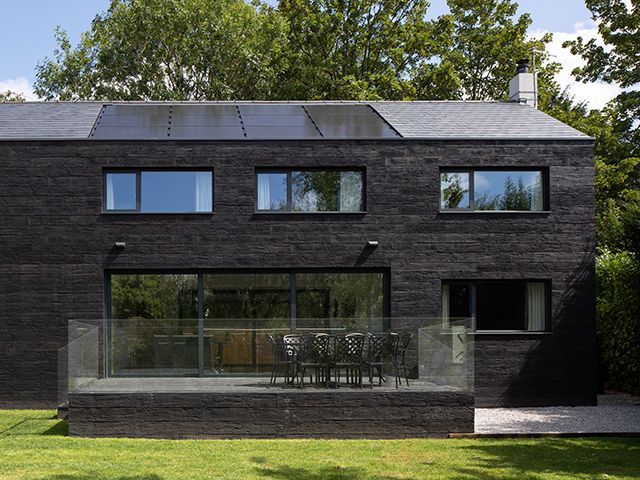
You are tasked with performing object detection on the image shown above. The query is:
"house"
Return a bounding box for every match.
[0,67,596,437]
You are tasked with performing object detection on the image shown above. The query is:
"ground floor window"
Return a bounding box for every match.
[108,270,386,376]
[442,280,549,332]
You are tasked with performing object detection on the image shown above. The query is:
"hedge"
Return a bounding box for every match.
[596,250,640,394]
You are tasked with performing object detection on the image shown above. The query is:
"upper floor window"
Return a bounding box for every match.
[104,170,213,213]
[443,280,549,332]
[256,169,364,212]
[440,169,546,211]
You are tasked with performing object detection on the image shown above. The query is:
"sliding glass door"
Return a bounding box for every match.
[108,270,386,377]
[203,273,290,375]
[109,273,199,376]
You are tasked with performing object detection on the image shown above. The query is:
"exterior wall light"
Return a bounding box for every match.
[114,242,126,249]
[367,241,379,248]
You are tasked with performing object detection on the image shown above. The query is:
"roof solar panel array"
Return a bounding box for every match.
[88,103,398,139]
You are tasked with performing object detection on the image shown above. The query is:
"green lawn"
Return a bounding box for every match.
[0,410,638,480]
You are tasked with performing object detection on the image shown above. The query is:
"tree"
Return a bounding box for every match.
[0,90,25,102]
[34,0,289,100]
[414,0,558,101]
[440,172,468,209]
[277,0,439,99]
[564,0,639,154]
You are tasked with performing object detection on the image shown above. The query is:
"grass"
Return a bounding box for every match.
[0,410,638,480]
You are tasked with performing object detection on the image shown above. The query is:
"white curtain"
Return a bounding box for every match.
[339,172,362,212]
[442,284,450,327]
[106,174,115,210]
[527,282,546,331]
[195,172,212,212]
[530,174,544,211]
[257,174,271,210]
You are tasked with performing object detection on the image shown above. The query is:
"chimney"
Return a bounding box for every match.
[509,59,536,108]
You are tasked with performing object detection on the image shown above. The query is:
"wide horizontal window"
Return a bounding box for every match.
[440,169,546,211]
[256,169,364,212]
[108,271,385,376]
[104,170,213,213]
[442,280,549,332]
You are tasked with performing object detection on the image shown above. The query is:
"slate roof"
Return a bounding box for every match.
[0,102,103,139]
[0,101,591,141]
[371,101,590,140]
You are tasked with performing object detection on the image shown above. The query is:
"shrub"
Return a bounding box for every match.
[596,250,640,394]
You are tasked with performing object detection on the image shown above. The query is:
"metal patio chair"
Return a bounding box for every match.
[298,333,332,388]
[283,334,309,385]
[389,332,413,388]
[266,334,293,386]
[365,333,388,388]
[333,333,366,388]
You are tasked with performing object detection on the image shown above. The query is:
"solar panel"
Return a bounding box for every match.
[169,126,246,139]
[90,126,169,139]
[241,114,315,128]
[315,124,398,139]
[243,125,322,139]
[238,104,305,115]
[169,105,245,138]
[172,104,238,116]
[91,105,171,138]
[304,105,400,138]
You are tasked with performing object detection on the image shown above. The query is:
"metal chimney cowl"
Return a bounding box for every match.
[509,60,536,108]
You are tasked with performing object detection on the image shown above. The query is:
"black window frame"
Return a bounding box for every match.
[255,167,367,213]
[439,167,550,212]
[103,168,214,214]
[441,279,552,333]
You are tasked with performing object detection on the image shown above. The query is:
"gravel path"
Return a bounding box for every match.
[475,393,640,434]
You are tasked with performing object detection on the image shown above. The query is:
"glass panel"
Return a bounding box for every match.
[203,273,291,374]
[110,274,198,375]
[296,273,384,333]
[105,173,136,210]
[476,282,527,330]
[339,171,364,211]
[292,171,364,212]
[140,171,212,213]
[256,173,287,210]
[447,283,472,318]
[474,171,544,211]
[440,172,470,209]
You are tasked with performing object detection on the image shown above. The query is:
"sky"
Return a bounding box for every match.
[0,0,623,109]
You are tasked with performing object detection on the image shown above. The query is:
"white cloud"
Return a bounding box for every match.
[0,76,37,100]
[530,23,622,110]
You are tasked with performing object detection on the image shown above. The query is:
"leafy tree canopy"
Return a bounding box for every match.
[35,0,288,100]
[414,0,557,101]
[0,91,25,102]
[564,0,640,154]
[34,0,555,103]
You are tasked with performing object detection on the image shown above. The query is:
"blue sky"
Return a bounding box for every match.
[0,0,621,107]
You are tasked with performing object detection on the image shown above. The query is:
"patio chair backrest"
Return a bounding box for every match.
[366,333,387,362]
[283,334,307,359]
[389,332,413,358]
[306,334,332,363]
[266,334,287,362]
[334,333,365,364]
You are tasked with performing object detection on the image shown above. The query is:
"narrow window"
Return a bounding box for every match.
[104,170,213,213]
[105,172,137,211]
[442,280,548,332]
[257,169,364,212]
[440,169,546,211]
